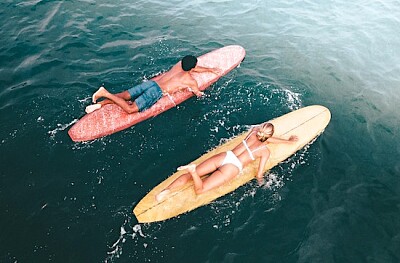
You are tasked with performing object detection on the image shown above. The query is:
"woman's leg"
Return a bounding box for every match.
[155,153,226,201]
[188,165,239,194]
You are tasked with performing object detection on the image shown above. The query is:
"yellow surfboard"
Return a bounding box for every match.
[134,105,331,223]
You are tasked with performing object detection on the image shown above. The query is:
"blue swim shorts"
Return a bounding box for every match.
[127,81,163,112]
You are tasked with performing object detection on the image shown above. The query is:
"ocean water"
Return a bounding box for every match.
[1,0,399,262]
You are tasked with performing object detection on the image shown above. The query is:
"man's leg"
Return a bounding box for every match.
[86,88,133,113]
[91,87,139,113]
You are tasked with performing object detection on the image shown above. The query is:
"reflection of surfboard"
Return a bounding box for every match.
[133,105,331,223]
[68,45,246,142]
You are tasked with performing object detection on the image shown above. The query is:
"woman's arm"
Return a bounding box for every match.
[256,150,270,184]
[267,135,298,144]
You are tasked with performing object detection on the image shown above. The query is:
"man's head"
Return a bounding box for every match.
[181,55,197,71]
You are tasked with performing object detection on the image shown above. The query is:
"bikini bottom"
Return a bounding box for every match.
[221,151,243,172]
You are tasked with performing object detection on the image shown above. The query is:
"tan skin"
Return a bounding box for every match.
[85,61,221,114]
[155,125,298,201]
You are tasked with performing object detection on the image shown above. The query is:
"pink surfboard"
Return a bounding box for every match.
[68,45,246,142]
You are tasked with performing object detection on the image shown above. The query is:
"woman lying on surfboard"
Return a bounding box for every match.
[155,123,298,201]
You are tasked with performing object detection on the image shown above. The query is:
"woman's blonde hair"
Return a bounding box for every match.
[257,123,274,142]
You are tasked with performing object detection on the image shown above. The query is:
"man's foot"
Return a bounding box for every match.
[85,104,102,114]
[155,189,170,202]
[177,164,197,173]
[92,86,107,103]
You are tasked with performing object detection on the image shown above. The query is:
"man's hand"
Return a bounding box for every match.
[195,91,205,97]
[212,68,222,75]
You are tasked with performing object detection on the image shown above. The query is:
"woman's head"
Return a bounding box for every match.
[181,55,197,71]
[257,123,274,142]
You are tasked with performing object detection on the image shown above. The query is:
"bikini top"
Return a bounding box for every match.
[242,130,268,160]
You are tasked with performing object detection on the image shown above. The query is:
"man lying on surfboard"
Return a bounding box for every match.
[155,123,299,201]
[85,55,221,114]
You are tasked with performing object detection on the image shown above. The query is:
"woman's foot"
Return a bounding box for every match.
[155,189,170,202]
[92,86,107,103]
[85,104,102,114]
[177,164,197,173]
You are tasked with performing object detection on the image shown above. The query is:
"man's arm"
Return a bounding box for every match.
[186,78,204,97]
[188,85,204,97]
[193,65,221,75]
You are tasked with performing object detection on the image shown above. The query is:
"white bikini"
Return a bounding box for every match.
[221,151,243,171]
[220,130,268,172]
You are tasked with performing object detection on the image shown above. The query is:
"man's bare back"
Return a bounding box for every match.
[154,62,200,95]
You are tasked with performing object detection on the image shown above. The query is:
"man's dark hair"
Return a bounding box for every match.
[181,55,197,71]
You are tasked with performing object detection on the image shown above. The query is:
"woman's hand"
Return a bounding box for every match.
[257,176,264,186]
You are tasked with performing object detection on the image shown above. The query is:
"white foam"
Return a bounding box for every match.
[105,221,148,262]
[282,87,302,110]
[48,119,78,139]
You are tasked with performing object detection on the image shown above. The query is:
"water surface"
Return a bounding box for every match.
[1,0,399,262]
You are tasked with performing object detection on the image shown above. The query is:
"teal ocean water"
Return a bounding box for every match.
[1,0,400,262]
